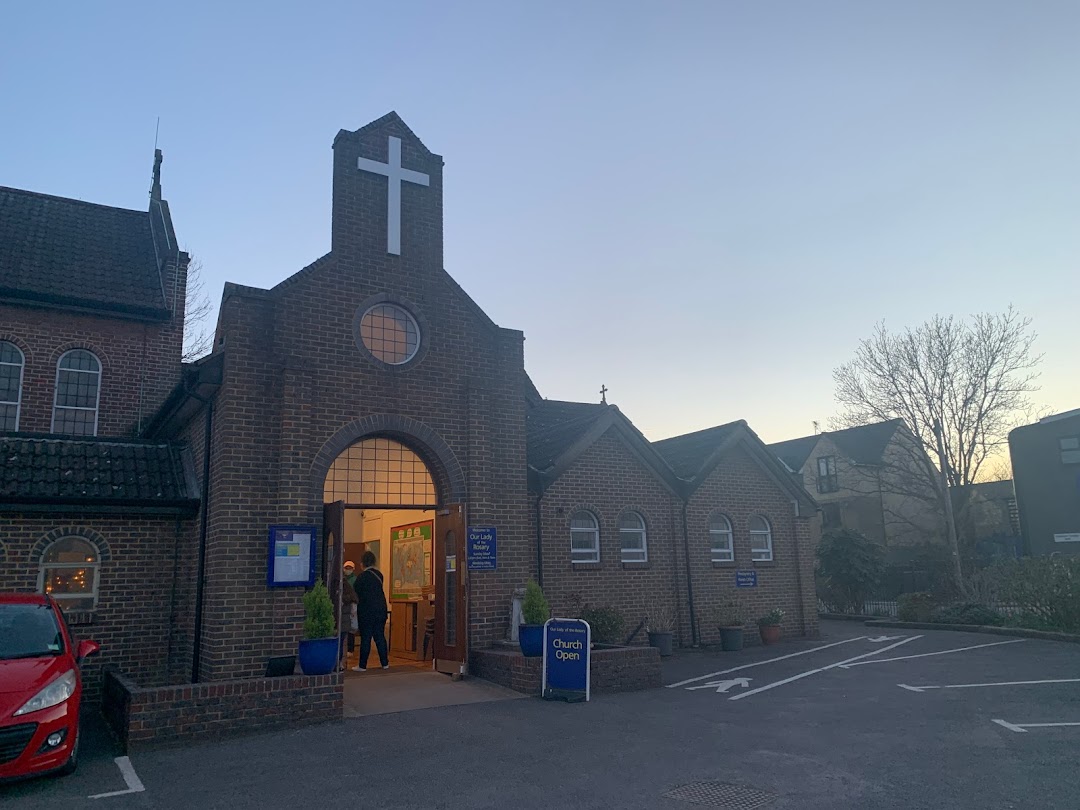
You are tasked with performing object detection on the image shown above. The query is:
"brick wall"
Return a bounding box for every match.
[471,645,661,695]
[102,669,342,752]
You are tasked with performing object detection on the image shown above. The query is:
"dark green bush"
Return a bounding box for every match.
[994,557,1080,633]
[580,605,625,644]
[897,591,936,622]
[816,528,884,613]
[521,580,550,625]
[930,602,1004,627]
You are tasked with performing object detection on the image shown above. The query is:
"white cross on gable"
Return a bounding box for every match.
[357,136,430,256]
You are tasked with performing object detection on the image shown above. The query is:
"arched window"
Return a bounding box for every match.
[619,511,648,563]
[39,537,100,611]
[52,349,101,436]
[709,514,734,563]
[570,511,600,564]
[749,515,773,562]
[0,341,25,431]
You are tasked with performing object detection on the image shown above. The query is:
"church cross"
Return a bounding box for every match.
[600,385,608,405]
[357,136,430,255]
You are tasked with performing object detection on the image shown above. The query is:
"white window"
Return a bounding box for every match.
[52,349,101,436]
[619,511,648,563]
[750,515,773,562]
[570,511,600,564]
[39,537,100,611]
[0,341,24,431]
[709,514,734,562]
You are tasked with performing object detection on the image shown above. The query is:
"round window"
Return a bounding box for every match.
[358,303,420,365]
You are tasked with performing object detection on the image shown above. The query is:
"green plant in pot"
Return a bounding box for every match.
[645,602,676,657]
[716,598,746,651]
[757,608,785,645]
[298,580,339,675]
[518,580,550,657]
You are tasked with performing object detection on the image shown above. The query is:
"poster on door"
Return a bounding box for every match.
[390,520,432,599]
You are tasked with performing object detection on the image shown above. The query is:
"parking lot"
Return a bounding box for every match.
[3,620,1079,809]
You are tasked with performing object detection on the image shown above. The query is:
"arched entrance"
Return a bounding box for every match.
[322,436,467,677]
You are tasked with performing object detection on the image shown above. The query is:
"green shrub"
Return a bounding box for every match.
[580,605,625,644]
[930,602,1004,627]
[816,528,884,613]
[521,580,550,626]
[758,608,785,627]
[302,580,336,639]
[897,591,936,622]
[715,598,746,628]
[994,557,1080,634]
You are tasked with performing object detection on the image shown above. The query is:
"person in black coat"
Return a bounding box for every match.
[351,550,390,671]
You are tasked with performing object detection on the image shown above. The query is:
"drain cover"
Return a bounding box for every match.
[662,781,777,808]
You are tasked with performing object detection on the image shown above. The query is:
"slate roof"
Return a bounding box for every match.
[768,419,904,470]
[0,436,193,505]
[526,400,609,471]
[0,187,168,317]
[652,422,745,479]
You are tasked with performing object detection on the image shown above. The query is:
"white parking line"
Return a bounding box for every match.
[900,677,1080,693]
[993,718,1080,734]
[840,638,1026,668]
[667,636,868,689]
[88,756,146,800]
[728,635,922,701]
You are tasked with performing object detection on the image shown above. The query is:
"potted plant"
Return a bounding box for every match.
[716,598,746,652]
[758,608,785,645]
[645,602,675,657]
[518,579,550,657]
[298,580,339,675]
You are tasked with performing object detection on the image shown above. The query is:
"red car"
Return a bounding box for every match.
[0,594,99,781]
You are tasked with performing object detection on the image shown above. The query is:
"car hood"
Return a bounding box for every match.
[0,655,72,717]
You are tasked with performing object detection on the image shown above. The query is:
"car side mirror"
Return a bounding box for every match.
[76,640,100,663]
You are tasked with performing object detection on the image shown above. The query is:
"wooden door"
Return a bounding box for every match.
[434,503,467,675]
[323,501,346,633]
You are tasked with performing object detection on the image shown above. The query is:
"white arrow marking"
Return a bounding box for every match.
[89,756,146,799]
[686,677,751,693]
[898,677,1080,693]
[993,718,1080,733]
[841,638,1025,668]
[867,635,901,642]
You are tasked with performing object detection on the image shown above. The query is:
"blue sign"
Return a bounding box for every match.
[467,527,497,570]
[542,618,591,702]
[267,525,317,587]
[736,570,758,588]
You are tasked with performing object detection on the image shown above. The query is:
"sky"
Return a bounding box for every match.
[2,1,1077,445]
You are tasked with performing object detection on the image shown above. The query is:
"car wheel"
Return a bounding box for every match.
[57,727,79,777]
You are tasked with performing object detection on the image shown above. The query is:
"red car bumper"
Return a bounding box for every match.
[0,700,78,782]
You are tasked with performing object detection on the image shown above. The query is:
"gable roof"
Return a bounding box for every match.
[768,419,904,470]
[652,422,746,479]
[0,186,170,319]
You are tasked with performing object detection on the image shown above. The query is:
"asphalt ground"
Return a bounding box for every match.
[4,620,1079,809]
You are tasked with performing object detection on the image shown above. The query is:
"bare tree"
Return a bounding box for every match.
[833,306,1041,587]
[182,255,214,363]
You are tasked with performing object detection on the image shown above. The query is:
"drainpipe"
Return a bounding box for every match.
[191,397,214,684]
[681,500,699,646]
[534,490,545,589]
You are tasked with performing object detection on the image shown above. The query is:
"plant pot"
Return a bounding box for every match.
[718,626,744,652]
[759,624,781,645]
[518,624,544,657]
[647,631,674,657]
[298,637,339,675]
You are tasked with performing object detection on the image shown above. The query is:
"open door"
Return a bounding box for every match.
[434,503,467,675]
[323,501,346,636]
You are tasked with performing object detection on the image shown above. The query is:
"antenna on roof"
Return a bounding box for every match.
[154,116,160,150]
[150,118,163,202]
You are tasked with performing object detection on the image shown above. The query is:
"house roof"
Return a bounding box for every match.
[0,436,196,510]
[768,419,904,470]
[0,186,169,319]
[526,400,609,472]
[652,422,745,479]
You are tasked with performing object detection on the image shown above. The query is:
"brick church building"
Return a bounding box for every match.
[1,113,820,708]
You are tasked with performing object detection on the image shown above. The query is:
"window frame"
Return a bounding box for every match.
[709,513,734,563]
[51,349,102,436]
[0,340,25,432]
[358,303,421,366]
[618,511,648,564]
[569,510,600,565]
[749,515,773,562]
[37,536,101,611]
[817,455,838,494]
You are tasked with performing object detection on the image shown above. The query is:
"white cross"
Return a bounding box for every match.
[357,136,430,256]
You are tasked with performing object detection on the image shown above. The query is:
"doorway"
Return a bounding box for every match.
[322,437,467,677]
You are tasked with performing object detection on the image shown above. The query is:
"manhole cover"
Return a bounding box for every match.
[662,781,777,808]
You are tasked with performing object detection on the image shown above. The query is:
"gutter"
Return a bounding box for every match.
[681,499,699,645]
[534,490,545,590]
[190,393,215,684]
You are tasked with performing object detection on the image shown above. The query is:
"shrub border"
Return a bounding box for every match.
[864,619,1080,644]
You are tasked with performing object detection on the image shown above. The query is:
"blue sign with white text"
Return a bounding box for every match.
[467,527,497,570]
[736,570,758,588]
[542,618,591,702]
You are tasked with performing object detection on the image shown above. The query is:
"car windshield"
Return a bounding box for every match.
[0,603,65,660]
